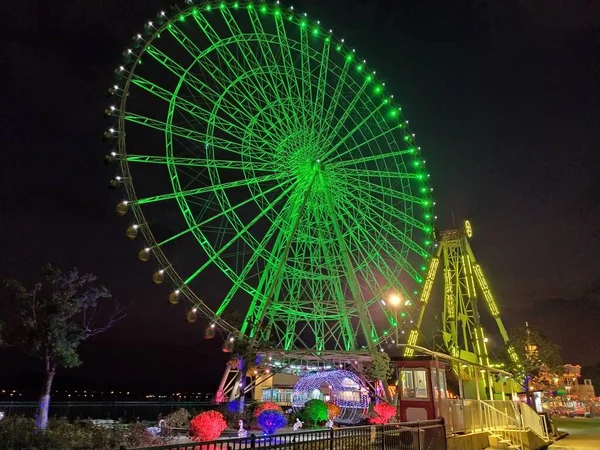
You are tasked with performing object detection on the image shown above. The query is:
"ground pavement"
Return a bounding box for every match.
[550,418,600,450]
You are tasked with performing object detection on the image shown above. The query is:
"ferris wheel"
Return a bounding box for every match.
[104,0,435,355]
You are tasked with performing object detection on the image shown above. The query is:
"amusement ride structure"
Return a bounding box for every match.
[103,0,518,405]
[405,221,520,367]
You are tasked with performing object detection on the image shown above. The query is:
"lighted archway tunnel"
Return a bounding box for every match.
[292,370,370,424]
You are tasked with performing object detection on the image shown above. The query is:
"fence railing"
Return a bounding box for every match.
[479,400,524,450]
[125,420,447,450]
[517,402,549,441]
[0,401,216,421]
[440,398,550,448]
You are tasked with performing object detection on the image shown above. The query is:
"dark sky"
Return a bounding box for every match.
[1,0,599,392]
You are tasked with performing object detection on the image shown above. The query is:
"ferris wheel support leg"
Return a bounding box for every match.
[244,175,317,342]
[404,246,442,357]
[214,362,233,403]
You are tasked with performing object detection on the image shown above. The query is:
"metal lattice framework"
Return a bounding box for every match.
[405,221,519,366]
[104,0,435,354]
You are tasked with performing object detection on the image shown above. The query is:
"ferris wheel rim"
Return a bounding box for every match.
[108,0,436,350]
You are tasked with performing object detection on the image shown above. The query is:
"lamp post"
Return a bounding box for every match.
[388,292,402,345]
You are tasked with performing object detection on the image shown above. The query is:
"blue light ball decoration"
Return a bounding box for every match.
[257,410,287,435]
[227,399,241,413]
[292,369,370,425]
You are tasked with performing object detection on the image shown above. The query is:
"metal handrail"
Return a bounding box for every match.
[518,402,549,441]
[478,400,524,450]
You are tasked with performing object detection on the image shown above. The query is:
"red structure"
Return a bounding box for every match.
[392,357,449,422]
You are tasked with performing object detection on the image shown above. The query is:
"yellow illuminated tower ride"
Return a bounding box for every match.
[405,220,519,367]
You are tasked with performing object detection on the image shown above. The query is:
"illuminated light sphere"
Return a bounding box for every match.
[126,225,139,239]
[115,201,128,216]
[137,249,150,262]
[168,291,180,305]
[152,270,164,284]
[388,293,402,306]
[222,338,234,353]
[105,0,435,353]
[204,325,216,339]
[186,309,198,323]
[292,370,369,424]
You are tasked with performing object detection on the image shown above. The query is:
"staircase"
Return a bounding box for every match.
[479,401,524,450]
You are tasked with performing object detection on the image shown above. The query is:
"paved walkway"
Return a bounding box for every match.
[550,418,600,449]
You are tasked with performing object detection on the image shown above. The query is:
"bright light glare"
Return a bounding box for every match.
[388,293,402,306]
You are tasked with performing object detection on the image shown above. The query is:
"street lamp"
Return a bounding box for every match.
[387,292,402,344]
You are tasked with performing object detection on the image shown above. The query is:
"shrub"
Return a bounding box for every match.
[257,410,287,435]
[369,402,396,424]
[0,416,129,449]
[297,399,328,426]
[253,402,283,418]
[189,410,227,441]
[165,407,191,428]
[123,422,160,448]
[325,402,341,420]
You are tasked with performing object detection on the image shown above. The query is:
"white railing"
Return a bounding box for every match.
[479,400,524,450]
[518,402,549,441]
[440,398,550,448]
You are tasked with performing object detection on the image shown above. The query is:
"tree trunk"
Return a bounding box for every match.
[237,357,246,415]
[36,367,55,430]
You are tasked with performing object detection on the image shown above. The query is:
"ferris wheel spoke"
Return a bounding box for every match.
[338,167,420,180]
[318,78,371,152]
[338,194,423,280]
[245,7,301,133]
[339,176,425,206]
[213,199,297,319]
[166,21,279,126]
[327,122,407,165]
[124,154,273,172]
[321,100,388,161]
[316,57,352,144]
[243,174,318,338]
[319,172,379,349]
[183,180,299,286]
[329,148,414,169]
[130,74,279,148]
[144,44,281,141]
[298,25,314,136]
[313,209,355,350]
[153,177,295,250]
[341,184,430,234]
[273,13,306,126]
[343,224,414,326]
[124,113,270,163]
[311,37,331,146]
[341,189,429,260]
[135,172,286,205]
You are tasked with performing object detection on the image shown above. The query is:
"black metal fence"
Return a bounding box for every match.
[0,401,215,421]
[125,420,447,450]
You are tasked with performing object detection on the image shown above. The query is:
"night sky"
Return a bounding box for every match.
[1,0,599,392]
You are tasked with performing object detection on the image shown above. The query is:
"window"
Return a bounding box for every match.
[401,369,429,400]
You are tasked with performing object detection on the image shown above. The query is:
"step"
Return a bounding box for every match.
[488,435,511,449]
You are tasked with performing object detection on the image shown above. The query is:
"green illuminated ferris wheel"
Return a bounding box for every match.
[105,0,435,354]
